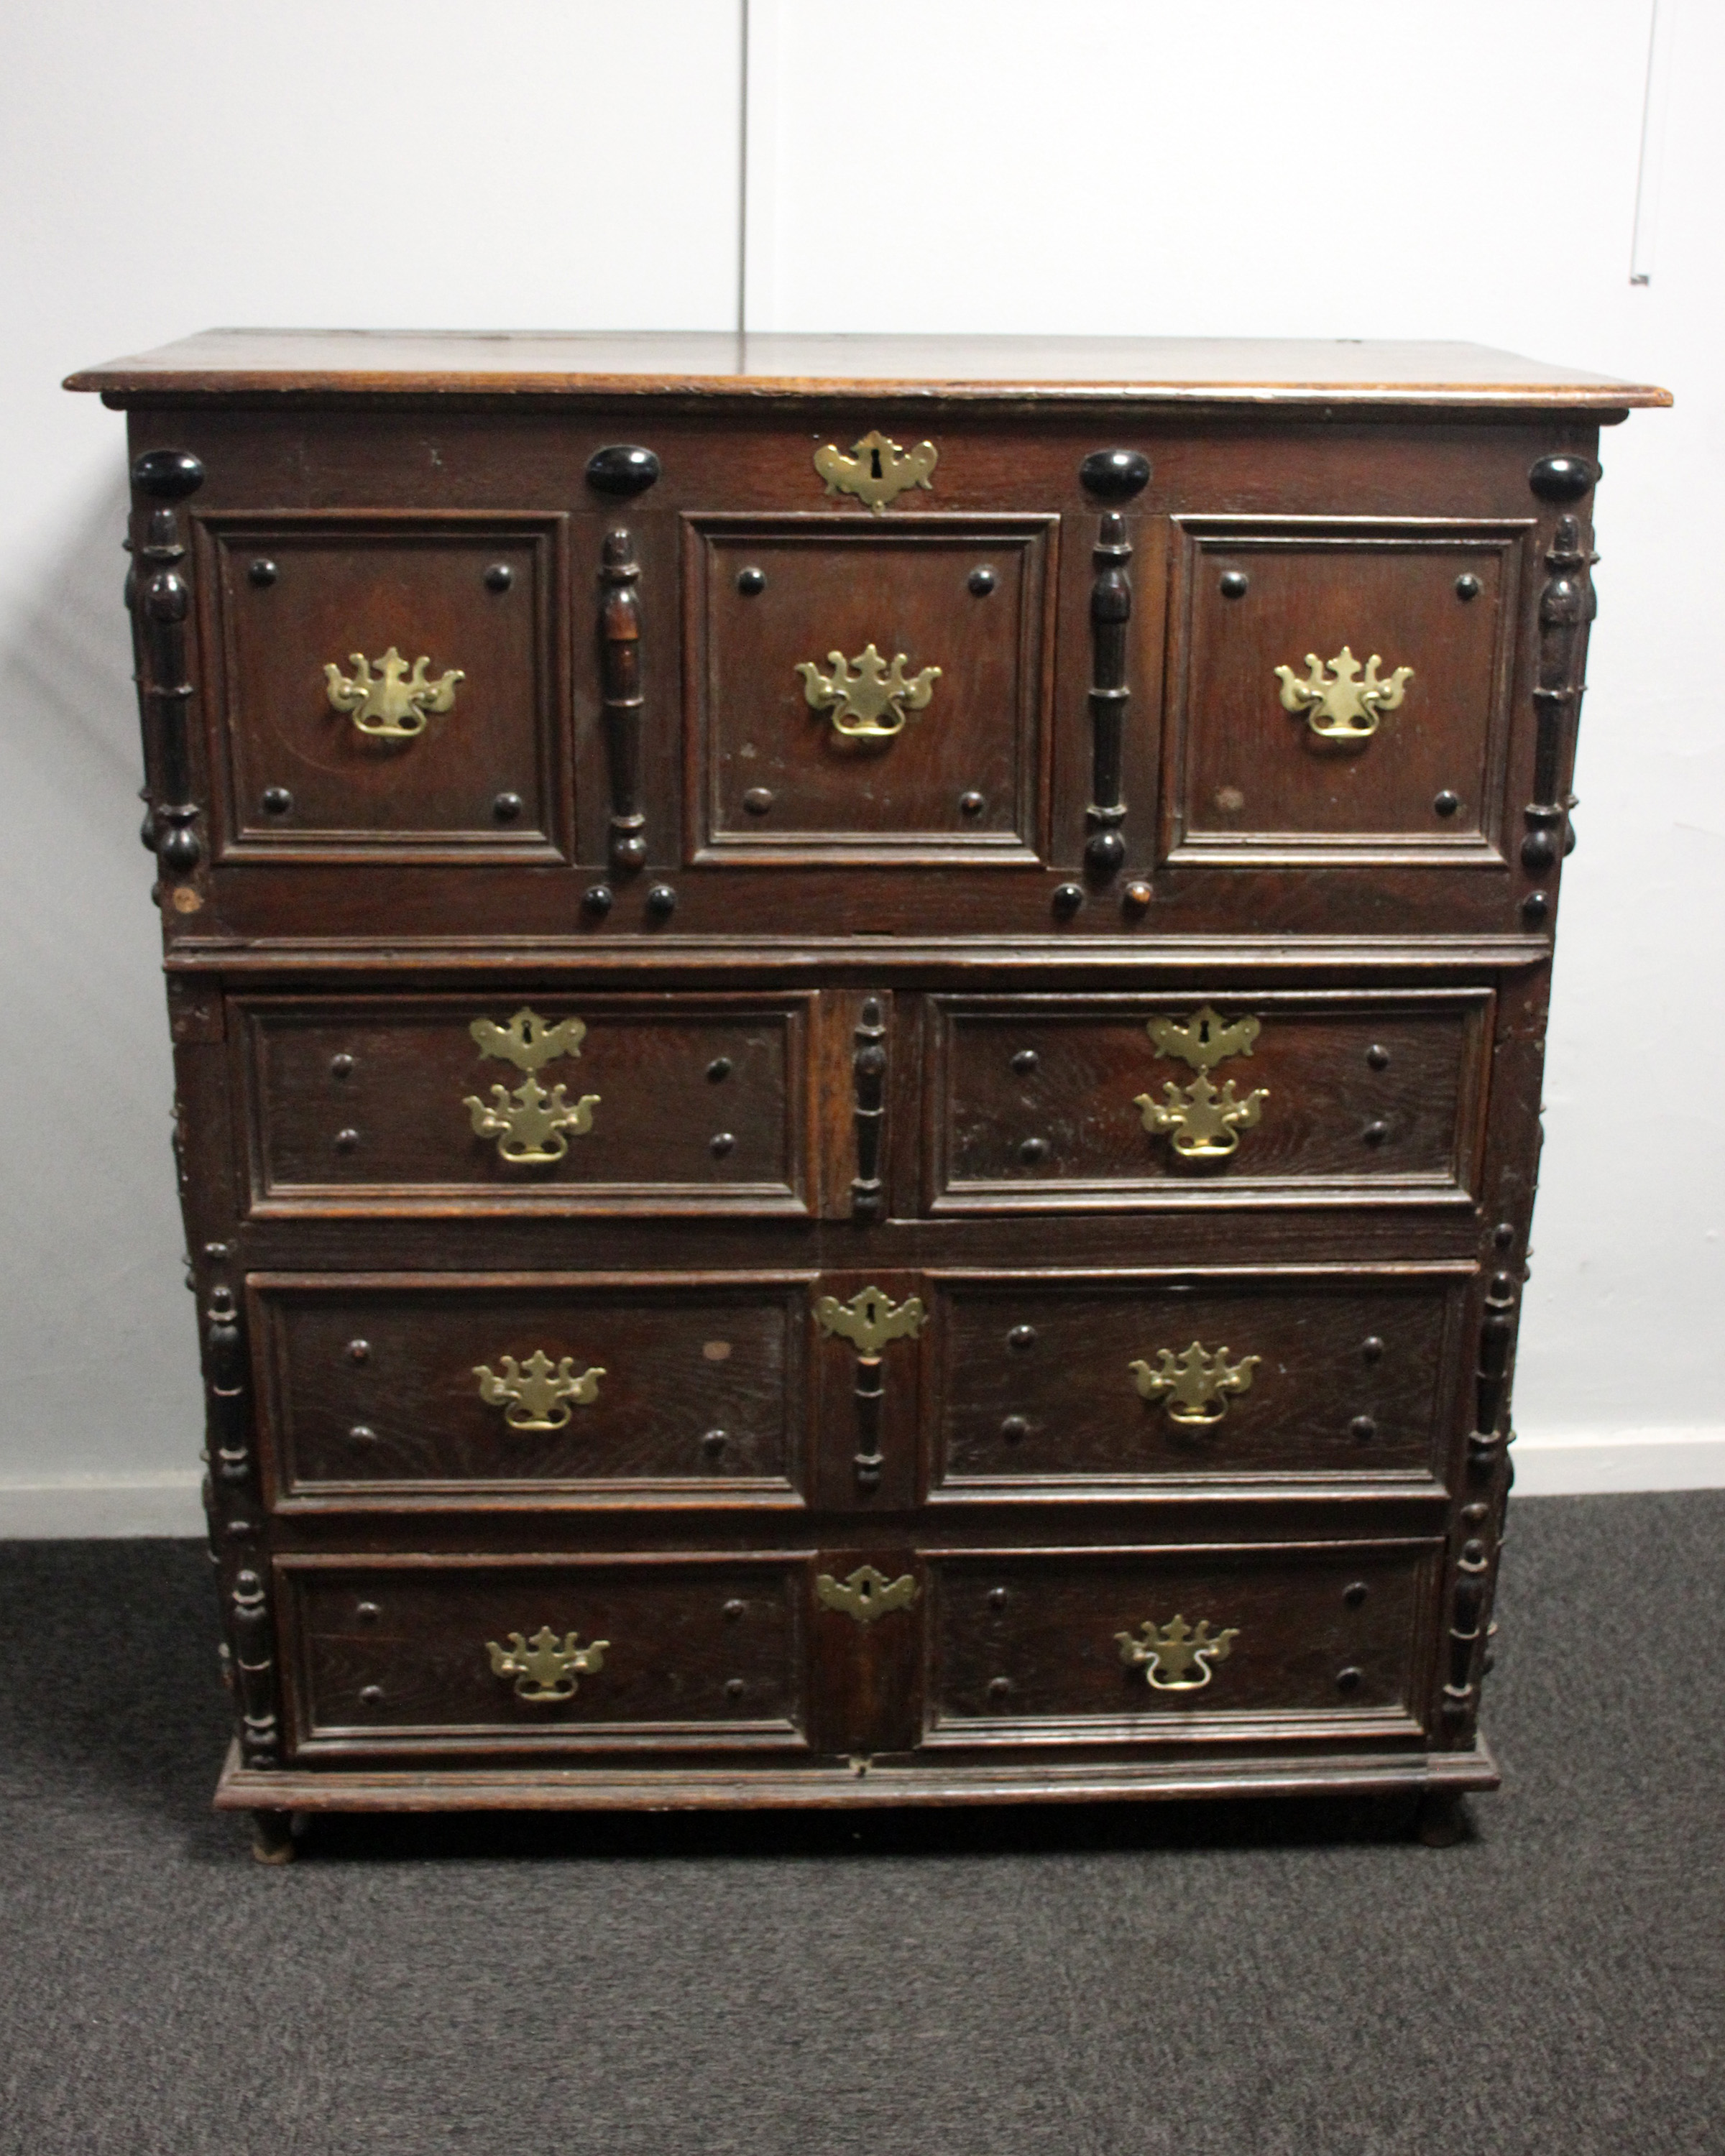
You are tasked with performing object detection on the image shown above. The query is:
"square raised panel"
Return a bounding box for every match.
[684,513,1057,865]
[199,512,570,862]
[1162,517,1528,867]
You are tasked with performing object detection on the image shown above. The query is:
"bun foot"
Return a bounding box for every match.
[250,1808,296,1864]
[1415,1789,1470,1848]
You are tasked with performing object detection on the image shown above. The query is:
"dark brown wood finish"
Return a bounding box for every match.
[68,332,1665,1842]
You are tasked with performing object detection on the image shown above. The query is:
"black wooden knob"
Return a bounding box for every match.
[721,1592,744,1613]
[1007,1325,1037,1351]
[1529,453,1598,502]
[582,883,614,916]
[1080,448,1151,499]
[959,791,985,816]
[988,1588,1008,1610]
[349,1427,377,1448]
[1363,1120,1390,1145]
[646,883,676,916]
[483,563,514,592]
[1350,1415,1378,1442]
[261,787,292,816]
[1010,1049,1039,1074]
[988,1676,1014,1699]
[710,1132,735,1157]
[1454,573,1481,601]
[1366,1044,1390,1069]
[1521,890,1551,925]
[329,1053,354,1079]
[586,443,661,496]
[1335,1667,1363,1692]
[1522,830,1559,870]
[346,1340,370,1363]
[1343,1582,1369,1608]
[132,448,205,500]
[725,1679,746,1701]
[1123,881,1152,911]
[968,566,996,596]
[1361,1335,1384,1363]
[334,1128,359,1153]
[1219,569,1249,599]
[707,1056,732,1081]
[1434,791,1460,817]
[492,791,523,821]
[356,1601,380,1619]
[359,1685,385,1706]
[247,558,277,587]
[1000,1416,1029,1442]
[742,787,774,816]
[1052,883,1084,917]
[736,566,766,595]
[1018,1137,1049,1164]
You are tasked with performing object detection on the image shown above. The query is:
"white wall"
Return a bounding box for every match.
[1,1,1719,1531]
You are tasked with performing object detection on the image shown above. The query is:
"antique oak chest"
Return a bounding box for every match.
[67,332,1668,1857]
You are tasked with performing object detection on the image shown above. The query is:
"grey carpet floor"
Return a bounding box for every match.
[0,1493,1719,2156]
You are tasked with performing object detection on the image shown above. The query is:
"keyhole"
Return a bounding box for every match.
[870,447,883,478]
[1197,1016,1212,1046]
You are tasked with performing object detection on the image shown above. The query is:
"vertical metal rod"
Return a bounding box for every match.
[1630,0,1676,284]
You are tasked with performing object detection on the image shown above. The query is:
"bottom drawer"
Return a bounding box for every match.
[277,1552,811,1760]
[921,1539,1441,1749]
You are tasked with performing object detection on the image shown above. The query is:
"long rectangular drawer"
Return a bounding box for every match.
[926,987,1493,1211]
[236,990,814,1215]
[251,1272,814,1509]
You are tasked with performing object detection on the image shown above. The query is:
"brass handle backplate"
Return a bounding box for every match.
[486,1626,609,1702]
[1274,645,1412,742]
[797,644,941,740]
[462,1005,600,1165]
[1116,1615,1239,1691]
[325,646,463,738]
[1130,1342,1259,1426]
[474,1351,604,1429]
[1133,1003,1269,1161]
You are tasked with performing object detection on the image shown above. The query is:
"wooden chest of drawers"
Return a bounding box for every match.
[68,331,1667,1856]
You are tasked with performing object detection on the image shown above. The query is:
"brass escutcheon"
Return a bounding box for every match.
[1133,1005,1269,1161]
[813,430,938,514]
[462,1007,599,1165]
[796,644,942,740]
[816,1565,919,1622]
[1130,1342,1260,1426]
[324,646,463,739]
[486,1626,609,1703]
[474,1350,604,1430]
[1116,1614,1239,1691]
[1274,645,1412,742]
[814,1286,924,1356]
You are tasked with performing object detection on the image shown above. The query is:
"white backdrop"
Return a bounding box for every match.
[1,1,1718,1531]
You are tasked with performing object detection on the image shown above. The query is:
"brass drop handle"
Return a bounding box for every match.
[474,1351,604,1430]
[1133,1004,1269,1161]
[486,1626,608,1702]
[461,1006,599,1166]
[325,646,463,738]
[797,644,941,740]
[1131,1342,1259,1426]
[1116,1615,1240,1691]
[1274,645,1412,742]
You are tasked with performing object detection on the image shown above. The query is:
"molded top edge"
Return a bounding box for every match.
[64,329,1673,410]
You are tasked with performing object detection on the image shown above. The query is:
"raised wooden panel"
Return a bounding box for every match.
[926,989,1494,1212]
[198,512,571,862]
[237,992,813,1216]
[251,1273,814,1509]
[684,512,1057,865]
[1163,518,1527,867]
[277,1552,812,1759]
[925,1267,1473,1496]
[922,1539,1440,1749]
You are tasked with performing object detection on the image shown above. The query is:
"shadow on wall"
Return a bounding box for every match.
[0,470,202,1494]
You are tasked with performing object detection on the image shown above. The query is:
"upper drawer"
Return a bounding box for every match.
[1163,517,1527,867]
[197,512,571,862]
[684,513,1057,866]
[926,988,1492,1212]
[236,992,812,1216]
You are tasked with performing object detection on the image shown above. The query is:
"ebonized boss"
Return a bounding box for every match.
[65,331,1668,1859]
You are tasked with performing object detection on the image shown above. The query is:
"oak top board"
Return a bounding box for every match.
[65,330,1670,410]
